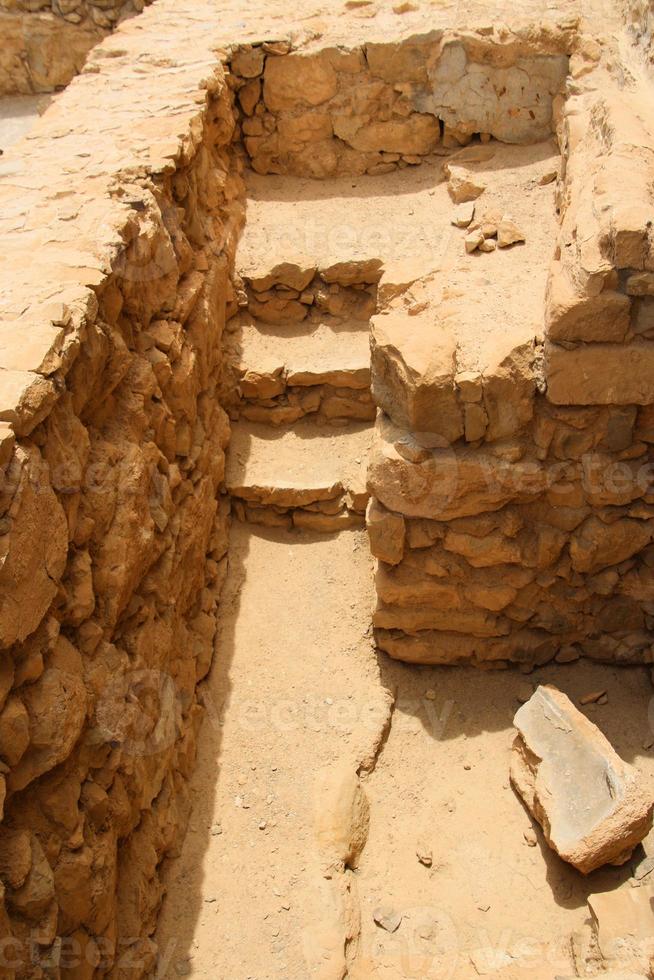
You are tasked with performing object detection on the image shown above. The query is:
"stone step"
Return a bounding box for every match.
[226,420,371,531]
[233,315,374,425]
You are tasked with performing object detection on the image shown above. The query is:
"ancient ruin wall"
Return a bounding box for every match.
[367,53,654,669]
[228,28,572,178]
[0,5,244,974]
[0,0,152,95]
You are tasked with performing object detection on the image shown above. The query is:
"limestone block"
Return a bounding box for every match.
[264,52,338,112]
[231,46,265,79]
[423,44,567,143]
[333,115,439,155]
[370,307,462,443]
[445,164,486,204]
[588,883,654,971]
[367,418,548,521]
[7,835,54,920]
[511,686,654,873]
[366,498,405,565]
[376,626,558,666]
[546,265,631,343]
[546,342,654,405]
[314,763,369,870]
[569,516,652,574]
[0,369,59,436]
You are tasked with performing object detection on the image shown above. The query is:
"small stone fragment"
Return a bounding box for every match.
[478,238,496,253]
[373,906,402,933]
[523,827,538,847]
[539,170,558,185]
[451,202,475,228]
[497,217,526,248]
[511,686,653,873]
[465,230,484,254]
[446,165,486,204]
[424,689,436,701]
[416,842,432,867]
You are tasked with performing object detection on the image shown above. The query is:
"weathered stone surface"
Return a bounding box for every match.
[314,763,369,871]
[366,498,405,566]
[511,686,654,873]
[371,303,462,443]
[264,52,338,111]
[546,342,654,405]
[367,418,547,521]
[588,882,654,971]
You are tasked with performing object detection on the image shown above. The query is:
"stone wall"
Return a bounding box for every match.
[367,60,654,669]
[227,28,572,177]
[0,4,244,975]
[0,0,151,95]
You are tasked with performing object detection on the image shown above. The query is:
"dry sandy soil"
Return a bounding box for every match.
[157,517,654,979]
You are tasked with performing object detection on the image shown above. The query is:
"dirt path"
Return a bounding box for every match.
[156,522,390,979]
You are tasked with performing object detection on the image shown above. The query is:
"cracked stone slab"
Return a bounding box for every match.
[510,685,654,873]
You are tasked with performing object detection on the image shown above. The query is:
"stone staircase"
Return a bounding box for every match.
[225,210,379,530]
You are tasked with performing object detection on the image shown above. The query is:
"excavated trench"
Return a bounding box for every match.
[2,7,654,980]
[156,40,654,980]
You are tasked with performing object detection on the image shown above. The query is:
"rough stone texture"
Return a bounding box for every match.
[368,46,654,670]
[229,28,571,177]
[511,686,654,873]
[0,3,245,973]
[0,0,152,95]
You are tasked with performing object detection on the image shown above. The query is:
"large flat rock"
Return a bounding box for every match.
[226,420,371,508]
[236,317,371,390]
[511,685,653,874]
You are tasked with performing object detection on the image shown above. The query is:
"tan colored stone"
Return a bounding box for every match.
[264,52,338,111]
[546,342,654,405]
[232,46,265,79]
[451,202,475,228]
[443,529,521,567]
[0,447,68,650]
[334,115,439,155]
[314,763,369,870]
[9,638,87,792]
[446,165,486,204]
[546,267,631,343]
[511,686,653,873]
[370,305,462,443]
[497,217,526,247]
[367,418,548,520]
[588,883,654,970]
[247,261,316,293]
[366,498,405,566]
[569,517,652,574]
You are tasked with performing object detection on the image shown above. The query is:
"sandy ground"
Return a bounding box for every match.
[157,523,385,979]
[355,659,654,979]
[157,517,654,979]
